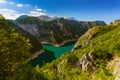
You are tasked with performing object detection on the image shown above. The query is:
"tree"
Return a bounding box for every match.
[0,19,31,80]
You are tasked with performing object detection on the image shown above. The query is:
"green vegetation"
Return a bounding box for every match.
[0,19,31,79]
[0,15,120,80]
[0,18,45,80]
[39,20,120,80]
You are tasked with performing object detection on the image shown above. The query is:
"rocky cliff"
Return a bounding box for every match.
[15,16,106,45]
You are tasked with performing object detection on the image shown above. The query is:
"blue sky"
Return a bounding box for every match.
[0,0,120,23]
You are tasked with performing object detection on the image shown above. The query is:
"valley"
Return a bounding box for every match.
[31,41,76,67]
[0,14,120,80]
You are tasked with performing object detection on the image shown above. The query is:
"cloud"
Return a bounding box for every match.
[17,4,23,7]
[17,4,30,8]
[0,8,16,13]
[0,8,46,20]
[0,0,7,3]
[0,3,47,19]
[35,8,42,12]
[9,2,14,5]
[0,8,23,20]
[29,11,46,16]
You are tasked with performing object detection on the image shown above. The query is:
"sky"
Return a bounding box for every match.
[0,0,120,23]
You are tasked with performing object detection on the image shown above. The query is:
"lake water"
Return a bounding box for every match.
[31,41,76,67]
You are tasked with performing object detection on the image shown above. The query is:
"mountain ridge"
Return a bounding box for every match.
[15,16,106,45]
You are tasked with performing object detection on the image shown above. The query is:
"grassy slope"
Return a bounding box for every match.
[40,20,120,80]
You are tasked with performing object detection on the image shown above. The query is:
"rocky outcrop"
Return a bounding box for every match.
[76,51,97,71]
[107,57,120,80]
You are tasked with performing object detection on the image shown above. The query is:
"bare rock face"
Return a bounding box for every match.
[76,51,97,71]
[107,57,120,80]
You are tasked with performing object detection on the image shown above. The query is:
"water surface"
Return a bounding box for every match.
[31,41,76,67]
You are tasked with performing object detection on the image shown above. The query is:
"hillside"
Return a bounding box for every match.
[1,14,120,80]
[39,20,120,80]
[15,16,106,45]
[0,16,42,54]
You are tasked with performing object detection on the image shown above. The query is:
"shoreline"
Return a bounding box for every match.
[30,39,77,60]
[31,49,45,60]
[41,39,77,47]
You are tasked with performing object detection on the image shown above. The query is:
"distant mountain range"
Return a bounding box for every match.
[0,14,106,53]
[16,15,77,21]
[15,15,106,45]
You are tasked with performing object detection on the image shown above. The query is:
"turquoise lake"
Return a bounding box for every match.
[31,41,76,67]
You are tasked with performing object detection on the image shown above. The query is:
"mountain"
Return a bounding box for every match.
[0,15,42,54]
[39,19,120,80]
[38,15,53,20]
[16,15,29,21]
[16,17,106,45]
[64,17,76,20]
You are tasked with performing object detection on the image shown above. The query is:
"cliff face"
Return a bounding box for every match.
[16,17,106,45]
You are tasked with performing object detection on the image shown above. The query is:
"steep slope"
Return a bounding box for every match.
[0,16,42,54]
[39,20,120,80]
[16,17,106,45]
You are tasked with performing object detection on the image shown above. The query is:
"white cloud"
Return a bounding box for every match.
[9,2,14,5]
[0,0,7,3]
[0,8,16,13]
[0,8,22,20]
[0,8,46,20]
[35,8,42,12]
[17,4,23,7]
[29,11,46,16]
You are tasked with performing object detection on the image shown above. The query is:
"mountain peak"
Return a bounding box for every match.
[38,15,52,20]
[16,15,29,21]
[64,17,76,20]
